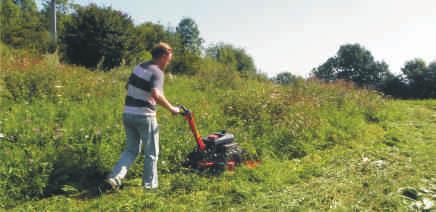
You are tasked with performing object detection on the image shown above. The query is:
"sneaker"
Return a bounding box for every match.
[143,183,157,190]
[105,177,121,190]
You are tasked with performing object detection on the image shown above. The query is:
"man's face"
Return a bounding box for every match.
[163,49,173,67]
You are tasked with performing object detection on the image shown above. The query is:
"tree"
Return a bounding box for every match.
[135,22,169,51]
[0,0,50,52]
[426,62,436,97]
[206,43,256,76]
[16,0,38,16]
[272,72,299,85]
[311,58,337,82]
[61,4,136,70]
[0,0,21,30]
[378,72,409,98]
[234,47,256,76]
[176,17,203,55]
[312,43,391,88]
[169,17,204,74]
[207,43,237,69]
[402,59,426,85]
[40,0,77,43]
[402,59,436,98]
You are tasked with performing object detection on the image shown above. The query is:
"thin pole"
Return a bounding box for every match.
[50,0,57,47]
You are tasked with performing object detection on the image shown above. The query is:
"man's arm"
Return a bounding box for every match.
[152,88,179,115]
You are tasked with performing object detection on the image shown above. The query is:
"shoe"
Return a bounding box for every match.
[105,177,121,190]
[143,183,158,190]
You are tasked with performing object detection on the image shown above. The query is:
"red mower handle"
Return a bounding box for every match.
[178,105,206,151]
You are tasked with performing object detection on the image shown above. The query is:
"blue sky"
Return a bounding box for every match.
[65,0,436,77]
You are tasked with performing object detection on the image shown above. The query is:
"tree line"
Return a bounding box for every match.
[1,0,258,76]
[270,45,435,99]
[1,0,435,98]
[273,43,435,99]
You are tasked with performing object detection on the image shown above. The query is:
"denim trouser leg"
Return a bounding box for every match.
[141,116,159,188]
[109,113,159,188]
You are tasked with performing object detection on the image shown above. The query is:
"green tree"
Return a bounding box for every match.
[135,22,169,51]
[402,59,436,98]
[312,43,391,88]
[206,43,256,76]
[272,72,299,85]
[170,17,204,74]
[402,59,426,85]
[0,0,50,52]
[126,21,172,65]
[310,58,336,81]
[378,72,409,98]
[426,61,436,97]
[176,17,203,55]
[234,47,256,76]
[61,4,136,70]
[40,0,77,42]
[0,0,21,29]
[207,43,238,69]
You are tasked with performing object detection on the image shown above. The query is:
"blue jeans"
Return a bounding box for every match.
[109,113,159,188]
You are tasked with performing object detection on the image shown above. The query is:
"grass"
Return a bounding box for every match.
[8,100,436,211]
[1,45,435,210]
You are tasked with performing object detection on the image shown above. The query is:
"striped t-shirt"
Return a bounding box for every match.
[123,61,164,116]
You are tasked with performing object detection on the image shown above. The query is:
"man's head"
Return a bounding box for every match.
[151,42,173,69]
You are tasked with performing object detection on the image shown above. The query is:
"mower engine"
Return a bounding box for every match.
[180,106,243,173]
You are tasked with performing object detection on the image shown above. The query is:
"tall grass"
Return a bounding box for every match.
[0,44,390,207]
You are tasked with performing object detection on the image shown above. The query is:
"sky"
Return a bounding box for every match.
[67,0,435,77]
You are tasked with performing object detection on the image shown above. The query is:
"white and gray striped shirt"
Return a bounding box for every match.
[123,61,164,116]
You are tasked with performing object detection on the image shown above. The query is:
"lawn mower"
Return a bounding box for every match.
[179,105,246,173]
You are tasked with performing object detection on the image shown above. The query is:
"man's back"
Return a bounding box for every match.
[124,61,164,116]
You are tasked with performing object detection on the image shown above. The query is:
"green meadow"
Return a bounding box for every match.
[1,44,435,211]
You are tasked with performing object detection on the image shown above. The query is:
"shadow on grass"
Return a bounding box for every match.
[42,147,116,200]
[43,167,115,200]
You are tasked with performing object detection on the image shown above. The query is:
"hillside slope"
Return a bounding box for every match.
[1,48,435,210]
[7,100,434,211]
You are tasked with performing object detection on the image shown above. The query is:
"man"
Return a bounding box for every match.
[106,42,179,189]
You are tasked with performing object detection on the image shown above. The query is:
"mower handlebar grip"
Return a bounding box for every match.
[178,105,190,116]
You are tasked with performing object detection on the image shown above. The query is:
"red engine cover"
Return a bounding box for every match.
[207,134,220,140]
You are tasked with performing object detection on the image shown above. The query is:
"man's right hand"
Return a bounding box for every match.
[170,106,180,116]
[152,88,180,116]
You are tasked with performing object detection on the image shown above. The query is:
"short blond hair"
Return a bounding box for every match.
[151,42,172,59]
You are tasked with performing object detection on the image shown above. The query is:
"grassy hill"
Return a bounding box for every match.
[1,45,435,210]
